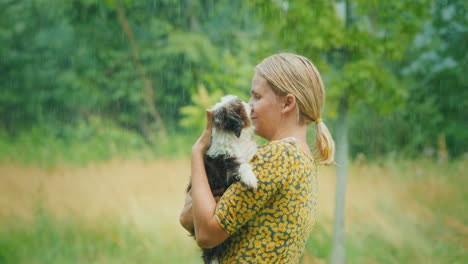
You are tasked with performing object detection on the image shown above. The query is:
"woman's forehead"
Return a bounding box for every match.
[251,73,270,93]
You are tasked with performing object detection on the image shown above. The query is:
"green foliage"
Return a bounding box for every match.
[305,222,333,259]
[254,0,430,112]
[0,120,198,167]
[345,0,467,158]
[179,84,223,134]
[0,119,153,167]
[0,0,465,161]
[399,0,468,157]
[0,0,255,131]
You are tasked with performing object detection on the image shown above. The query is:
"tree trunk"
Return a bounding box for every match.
[115,2,167,139]
[330,97,348,264]
[330,1,352,261]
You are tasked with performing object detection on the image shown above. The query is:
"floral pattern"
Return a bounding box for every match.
[214,140,318,263]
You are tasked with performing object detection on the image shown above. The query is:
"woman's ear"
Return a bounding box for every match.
[281,94,296,114]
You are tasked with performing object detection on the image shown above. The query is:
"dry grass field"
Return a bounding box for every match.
[0,159,466,263]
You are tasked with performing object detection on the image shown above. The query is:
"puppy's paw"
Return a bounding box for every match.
[239,164,257,189]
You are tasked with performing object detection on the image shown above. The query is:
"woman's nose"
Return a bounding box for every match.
[248,100,255,114]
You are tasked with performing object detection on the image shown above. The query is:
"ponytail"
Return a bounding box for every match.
[255,53,335,164]
[314,121,335,165]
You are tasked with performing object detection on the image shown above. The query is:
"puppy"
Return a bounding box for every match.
[186,94,258,264]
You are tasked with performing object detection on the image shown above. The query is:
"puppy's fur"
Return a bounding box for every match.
[186,95,258,264]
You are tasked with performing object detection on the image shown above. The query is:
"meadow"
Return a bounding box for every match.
[0,158,466,263]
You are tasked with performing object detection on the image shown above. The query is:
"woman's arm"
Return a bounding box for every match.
[191,149,230,248]
[179,188,225,235]
[189,110,230,248]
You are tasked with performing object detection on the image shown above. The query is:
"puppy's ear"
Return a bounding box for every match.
[214,106,243,138]
[213,107,226,129]
[231,118,242,138]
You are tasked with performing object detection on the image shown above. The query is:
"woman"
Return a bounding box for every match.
[180,53,335,263]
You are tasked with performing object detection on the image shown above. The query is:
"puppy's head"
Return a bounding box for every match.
[211,95,251,138]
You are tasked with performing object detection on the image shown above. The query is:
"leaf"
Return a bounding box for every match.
[179,84,223,133]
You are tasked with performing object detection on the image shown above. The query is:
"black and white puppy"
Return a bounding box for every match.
[206,94,258,189]
[186,94,258,264]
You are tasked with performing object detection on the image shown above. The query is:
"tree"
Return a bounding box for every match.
[401,0,468,158]
[0,0,258,145]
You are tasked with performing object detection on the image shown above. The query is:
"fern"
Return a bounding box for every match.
[179,85,223,133]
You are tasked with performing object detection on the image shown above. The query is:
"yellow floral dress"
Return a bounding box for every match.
[214,140,318,263]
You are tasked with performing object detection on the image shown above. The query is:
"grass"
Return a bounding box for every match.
[0,208,200,264]
[0,158,466,263]
[305,159,467,264]
[0,159,200,263]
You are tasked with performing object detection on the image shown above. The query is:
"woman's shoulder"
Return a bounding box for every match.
[257,139,292,155]
[256,138,311,161]
[251,139,315,181]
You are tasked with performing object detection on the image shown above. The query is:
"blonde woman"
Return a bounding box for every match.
[180,53,335,263]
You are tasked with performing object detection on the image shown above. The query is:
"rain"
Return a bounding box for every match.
[0,0,466,263]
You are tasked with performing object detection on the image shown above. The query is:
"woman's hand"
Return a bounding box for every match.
[180,189,194,234]
[179,187,225,234]
[192,110,214,154]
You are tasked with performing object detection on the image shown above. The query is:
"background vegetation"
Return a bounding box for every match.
[1,0,466,163]
[0,0,466,263]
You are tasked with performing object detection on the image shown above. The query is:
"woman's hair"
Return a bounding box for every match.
[255,53,335,165]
